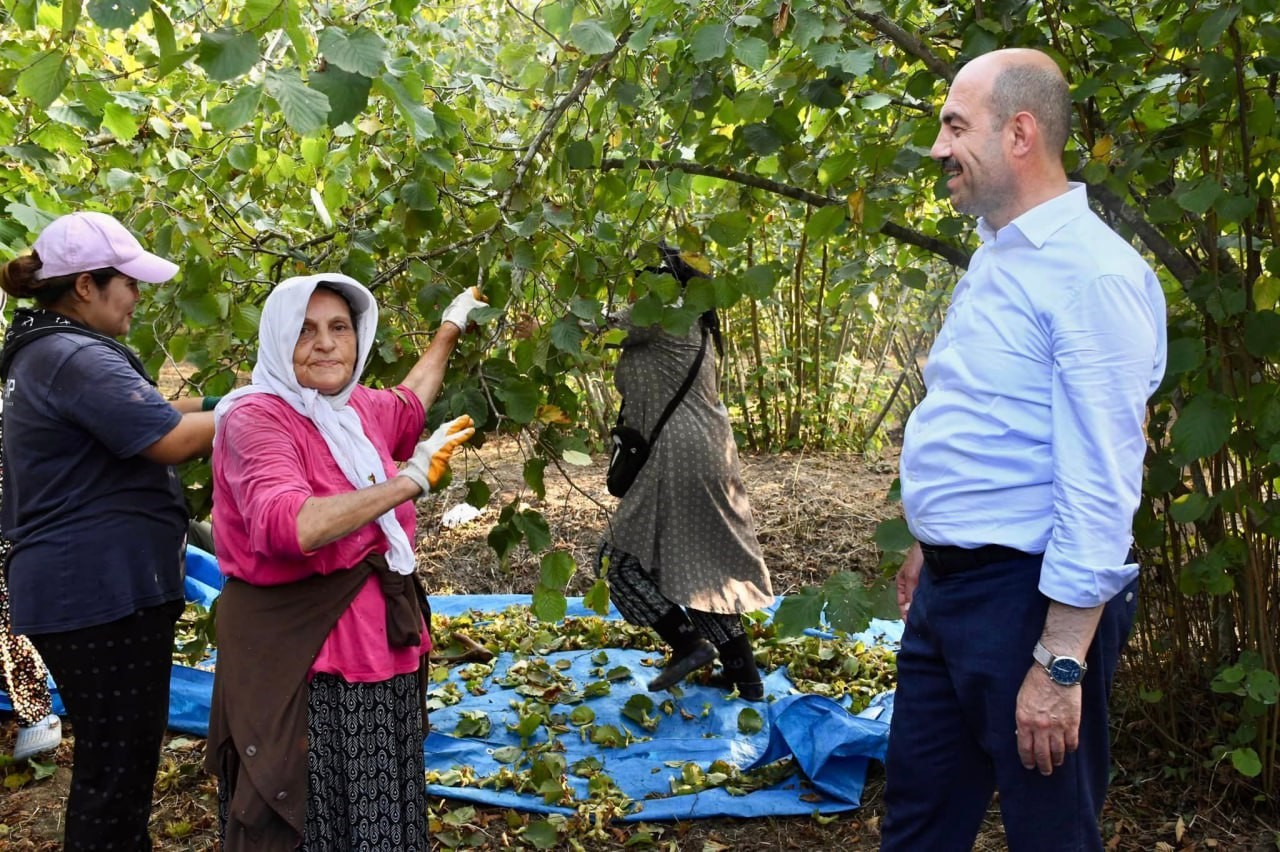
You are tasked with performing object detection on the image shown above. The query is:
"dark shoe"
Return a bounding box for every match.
[703,671,766,702]
[648,639,718,692]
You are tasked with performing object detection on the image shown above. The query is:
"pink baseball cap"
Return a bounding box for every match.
[32,212,179,283]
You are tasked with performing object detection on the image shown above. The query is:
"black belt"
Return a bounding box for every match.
[919,543,1037,578]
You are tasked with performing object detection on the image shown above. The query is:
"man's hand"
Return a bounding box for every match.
[398,415,475,494]
[895,542,923,620]
[1015,665,1082,775]
[442,287,488,331]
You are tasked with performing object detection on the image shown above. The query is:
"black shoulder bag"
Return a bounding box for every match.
[606,326,708,498]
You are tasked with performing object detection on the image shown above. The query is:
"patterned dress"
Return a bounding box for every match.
[0,415,53,729]
[606,313,773,615]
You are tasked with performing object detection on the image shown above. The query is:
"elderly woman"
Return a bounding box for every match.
[206,273,483,851]
[599,246,774,700]
[0,211,215,849]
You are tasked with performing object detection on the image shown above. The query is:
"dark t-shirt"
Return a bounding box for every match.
[2,334,186,634]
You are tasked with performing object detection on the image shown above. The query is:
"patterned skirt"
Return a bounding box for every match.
[302,671,427,852]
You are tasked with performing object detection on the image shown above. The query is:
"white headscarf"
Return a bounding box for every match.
[215,273,417,575]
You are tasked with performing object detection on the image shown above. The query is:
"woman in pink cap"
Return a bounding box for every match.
[0,211,216,851]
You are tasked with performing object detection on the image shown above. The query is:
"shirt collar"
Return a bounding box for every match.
[977,182,1089,248]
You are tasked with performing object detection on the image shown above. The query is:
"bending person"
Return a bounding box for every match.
[598,245,774,700]
[206,274,483,850]
[0,212,215,850]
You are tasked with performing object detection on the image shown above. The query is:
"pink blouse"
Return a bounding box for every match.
[212,385,430,682]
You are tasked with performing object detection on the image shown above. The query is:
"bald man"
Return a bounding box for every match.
[881,49,1166,851]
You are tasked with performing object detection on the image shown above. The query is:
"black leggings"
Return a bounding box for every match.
[31,600,183,852]
[596,540,744,644]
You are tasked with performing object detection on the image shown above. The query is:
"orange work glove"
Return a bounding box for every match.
[398,415,475,494]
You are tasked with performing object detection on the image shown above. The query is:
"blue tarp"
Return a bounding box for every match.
[2,549,902,820]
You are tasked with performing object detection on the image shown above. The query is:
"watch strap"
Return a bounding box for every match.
[1033,641,1088,684]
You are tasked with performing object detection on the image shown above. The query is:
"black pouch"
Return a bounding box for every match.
[606,424,650,497]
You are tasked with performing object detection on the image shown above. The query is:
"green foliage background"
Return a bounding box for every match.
[2,0,1277,794]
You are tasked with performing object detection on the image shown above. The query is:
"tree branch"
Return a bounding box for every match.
[844,6,956,83]
[373,34,630,288]
[599,157,972,269]
[1081,179,1201,291]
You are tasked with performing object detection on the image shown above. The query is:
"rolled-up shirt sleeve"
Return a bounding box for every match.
[1042,273,1161,607]
[218,406,314,566]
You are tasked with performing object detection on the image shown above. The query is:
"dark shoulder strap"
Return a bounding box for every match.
[648,324,708,445]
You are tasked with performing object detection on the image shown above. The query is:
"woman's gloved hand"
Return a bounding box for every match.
[442,287,488,331]
[398,415,475,494]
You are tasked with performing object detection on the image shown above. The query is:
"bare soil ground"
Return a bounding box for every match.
[2,438,1277,849]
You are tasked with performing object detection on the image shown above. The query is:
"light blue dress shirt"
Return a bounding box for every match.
[900,183,1167,608]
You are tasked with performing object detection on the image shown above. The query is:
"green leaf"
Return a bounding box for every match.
[523,457,546,499]
[390,0,416,23]
[818,151,859,187]
[99,103,139,140]
[318,27,387,77]
[495,379,540,424]
[105,168,141,193]
[860,92,892,110]
[805,204,846,240]
[1243,310,1280,359]
[523,819,561,850]
[1169,492,1211,523]
[63,0,83,37]
[568,20,616,55]
[239,0,290,30]
[733,36,768,70]
[178,292,224,325]
[540,551,575,589]
[565,139,596,169]
[516,509,551,553]
[741,123,783,155]
[737,707,764,734]
[1164,336,1205,376]
[1172,178,1224,215]
[208,83,264,132]
[264,69,330,135]
[453,481,485,514]
[379,74,438,140]
[791,9,825,47]
[532,584,567,622]
[308,66,372,127]
[550,317,584,354]
[1244,669,1279,704]
[872,517,914,552]
[823,572,876,635]
[87,0,147,29]
[1197,5,1240,47]
[690,23,728,63]
[1228,747,1262,777]
[741,264,777,299]
[772,588,825,637]
[1170,391,1235,460]
[17,52,71,109]
[197,29,261,82]
[561,449,591,466]
[707,211,752,248]
[583,578,611,615]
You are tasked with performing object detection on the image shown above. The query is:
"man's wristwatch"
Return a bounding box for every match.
[1033,641,1088,686]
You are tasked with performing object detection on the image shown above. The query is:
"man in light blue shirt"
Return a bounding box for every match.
[880,49,1166,852]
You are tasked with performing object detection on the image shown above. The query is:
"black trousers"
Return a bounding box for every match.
[31,600,184,852]
[880,554,1138,852]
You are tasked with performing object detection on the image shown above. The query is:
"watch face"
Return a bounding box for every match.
[1049,658,1084,685]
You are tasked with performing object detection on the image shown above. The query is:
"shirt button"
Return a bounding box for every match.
[1125,592,1134,603]
[245,745,257,757]
[276,791,288,801]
